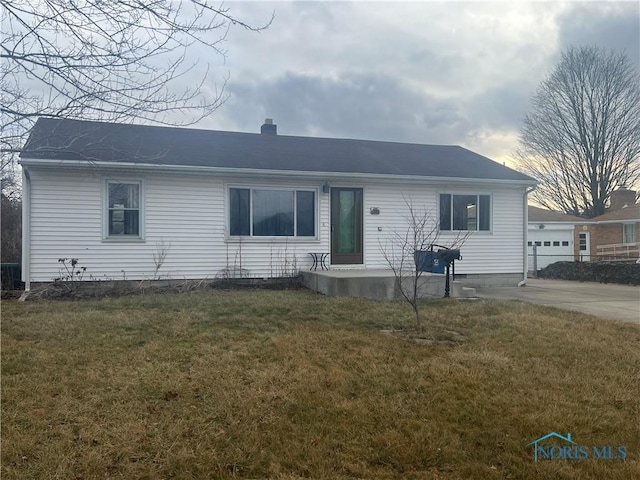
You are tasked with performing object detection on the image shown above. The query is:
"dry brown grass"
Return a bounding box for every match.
[2,290,639,479]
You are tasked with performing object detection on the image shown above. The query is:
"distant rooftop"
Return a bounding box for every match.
[528,206,585,223]
[529,203,640,223]
[592,203,640,222]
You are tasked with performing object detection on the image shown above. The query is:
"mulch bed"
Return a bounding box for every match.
[9,276,305,301]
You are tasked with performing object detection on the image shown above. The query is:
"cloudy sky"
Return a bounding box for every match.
[192,0,639,166]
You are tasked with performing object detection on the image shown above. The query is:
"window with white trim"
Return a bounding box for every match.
[105,180,142,238]
[623,223,636,244]
[439,194,491,231]
[579,233,588,251]
[229,187,316,237]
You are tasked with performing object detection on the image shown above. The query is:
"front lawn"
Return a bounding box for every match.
[2,290,638,479]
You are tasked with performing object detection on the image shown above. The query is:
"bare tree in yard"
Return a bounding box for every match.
[380,198,469,330]
[515,46,640,218]
[0,0,272,192]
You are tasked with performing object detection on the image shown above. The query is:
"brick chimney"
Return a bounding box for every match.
[260,118,277,135]
[609,188,637,210]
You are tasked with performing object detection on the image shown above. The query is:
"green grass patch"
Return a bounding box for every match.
[2,290,638,479]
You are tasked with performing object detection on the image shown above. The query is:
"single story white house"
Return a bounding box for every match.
[19,118,537,290]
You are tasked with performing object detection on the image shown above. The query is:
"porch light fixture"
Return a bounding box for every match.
[322,181,330,194]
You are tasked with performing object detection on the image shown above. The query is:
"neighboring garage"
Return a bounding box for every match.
[528,206,583,270]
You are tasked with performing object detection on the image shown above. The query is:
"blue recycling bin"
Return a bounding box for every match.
[414,251,445,274]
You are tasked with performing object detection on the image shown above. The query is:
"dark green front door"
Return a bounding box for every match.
[331,188,363,265]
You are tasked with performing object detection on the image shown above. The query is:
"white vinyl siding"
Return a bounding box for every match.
[26,166,526,281]
[362,184,523,274]
[27,167,329,281]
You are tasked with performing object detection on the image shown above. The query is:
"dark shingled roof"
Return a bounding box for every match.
[591,204,640,222]
[21,118,535,182]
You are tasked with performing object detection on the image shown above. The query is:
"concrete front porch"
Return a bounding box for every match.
[301,269,475,300]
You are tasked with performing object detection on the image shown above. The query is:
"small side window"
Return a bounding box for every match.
[106,181,142,239]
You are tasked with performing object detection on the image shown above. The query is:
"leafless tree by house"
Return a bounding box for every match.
[514,46,640,218]
[152,239,171,280]
[0,0,272,193]
[379,198,469,330]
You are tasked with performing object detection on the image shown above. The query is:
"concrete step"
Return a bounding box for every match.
[452,281,476,298]
[301,270,446,300]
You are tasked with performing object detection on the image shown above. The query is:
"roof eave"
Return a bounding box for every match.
[591,217,640,224]
[527,220,589,224]
[19,158,538,186]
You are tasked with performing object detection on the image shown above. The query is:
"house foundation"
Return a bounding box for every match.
[301,269,448,300]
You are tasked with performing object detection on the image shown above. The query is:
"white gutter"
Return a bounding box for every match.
[528,220,594,225]
[21,166,31,292]
[19,158,537,187]
[519,185,537,287]
[591,218,640,224]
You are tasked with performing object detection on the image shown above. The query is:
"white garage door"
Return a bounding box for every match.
[528,229,574,270]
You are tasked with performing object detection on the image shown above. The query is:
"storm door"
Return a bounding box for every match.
[330,188,363,264]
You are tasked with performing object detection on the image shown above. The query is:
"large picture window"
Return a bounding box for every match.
[106,181,142,238]
[440,193,490,231]
[229,187,316,237]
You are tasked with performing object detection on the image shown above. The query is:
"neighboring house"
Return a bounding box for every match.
[527,206,584,269]
[528,188,640,269]
[19,118,536,290]
[575,188,640,262]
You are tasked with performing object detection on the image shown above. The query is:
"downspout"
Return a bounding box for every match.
[518,185,537,287]
[21,166,31,293]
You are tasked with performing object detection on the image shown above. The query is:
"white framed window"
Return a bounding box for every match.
[104,180,143,240]
[579,232,588,251]
[439,193,491,231]
[228,186,317,238]
[622,223,636,244]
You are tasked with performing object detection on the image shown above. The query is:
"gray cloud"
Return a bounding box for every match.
[557,2,640,67]
[223,72,471,145]
[198,1,639,162]
[211,67,534,161]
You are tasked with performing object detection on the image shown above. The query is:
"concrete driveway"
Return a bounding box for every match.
[476,278,639,324]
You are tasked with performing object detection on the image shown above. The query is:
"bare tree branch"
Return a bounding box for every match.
[379,197,470,330]
[514,46,640,218]
[0,0,273,195]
